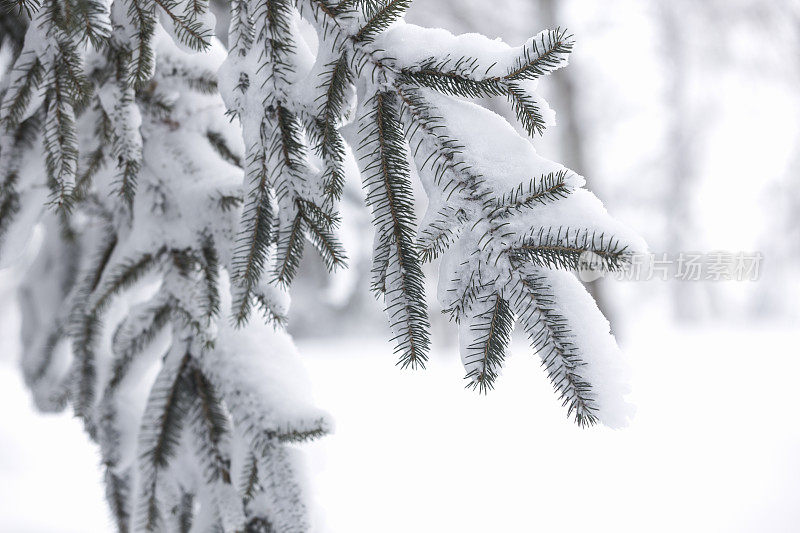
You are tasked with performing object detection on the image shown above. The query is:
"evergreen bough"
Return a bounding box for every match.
[0,0,644,530]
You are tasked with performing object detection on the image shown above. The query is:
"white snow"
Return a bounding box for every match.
[2,306,799,531]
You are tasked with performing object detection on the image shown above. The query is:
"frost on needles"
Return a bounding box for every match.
[0,0,644,531]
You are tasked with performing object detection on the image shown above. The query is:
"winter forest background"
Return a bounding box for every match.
[1,0,799,531]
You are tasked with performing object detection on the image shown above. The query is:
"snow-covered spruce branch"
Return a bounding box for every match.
[1,0,645,531]
[220,0,643,425]
[1,3,329,531]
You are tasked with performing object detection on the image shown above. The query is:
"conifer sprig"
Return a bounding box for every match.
[101,301,173,454]
[231,137,276,324]
[309,52,351,203]
[353,0,410,43]
[461,290,514,393]
[506,83,549,138]
[70,0,113,48]
[417,204,467,263]
[0,0,41,17]
[206,130,243,168]
[153,0,213,50]
[490,170,575,219]
[512,270,599,427]
[397,29,573,138]
[358,91,430,368]
[72,249,165,419]
[0,114,41,244]
[0,53,44,130]
[505,28,574,81]
[399,55,507,99]
[511,226,631,272]
[226,0,346,323]
[136,348,193,530]
[120,0,157,87]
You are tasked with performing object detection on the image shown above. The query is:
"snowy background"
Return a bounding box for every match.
[2,0,800,531]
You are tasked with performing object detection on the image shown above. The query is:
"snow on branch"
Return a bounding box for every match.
[0,0,645,530]
[281,1,644,425]
[1,7,330,529]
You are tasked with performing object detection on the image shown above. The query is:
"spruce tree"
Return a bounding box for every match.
[0,0,644,530]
